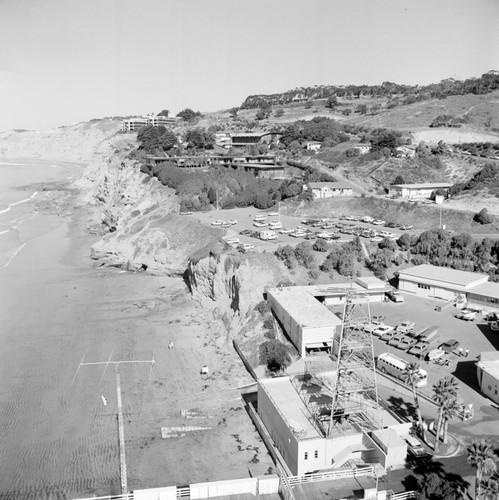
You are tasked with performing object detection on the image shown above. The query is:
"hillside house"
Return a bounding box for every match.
[309,182,353,198]
[352,144,371,155]
[306,141,322,151]
[395,146,416,158]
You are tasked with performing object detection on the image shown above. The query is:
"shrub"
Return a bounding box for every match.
[255,300,271,315]
[294,242,315,269]
[474,208,494,224]
[259,340,291,371]
[263,316,275,330]
[313,239,329,252]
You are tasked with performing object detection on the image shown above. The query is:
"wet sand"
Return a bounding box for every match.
[0,166,271,499]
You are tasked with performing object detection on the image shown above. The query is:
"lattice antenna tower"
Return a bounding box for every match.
[327,289,381,437]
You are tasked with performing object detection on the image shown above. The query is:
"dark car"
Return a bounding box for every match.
[438,339,460,354]
[240,229,252,235]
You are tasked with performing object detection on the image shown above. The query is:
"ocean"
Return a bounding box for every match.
[0,160,83,270]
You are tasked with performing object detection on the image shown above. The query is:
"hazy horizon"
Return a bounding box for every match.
[1,0,498,131]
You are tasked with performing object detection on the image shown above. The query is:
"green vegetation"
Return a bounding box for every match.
[450,164,499,197]
[240,71,499,109]
[474,208,494,225]
[259,339,291,371]
[137,125,178,154]
[277,117,350,148]
[176,108,202,121]
[140,163,303,212]
[454,142,499,159]
[466,439,498,499]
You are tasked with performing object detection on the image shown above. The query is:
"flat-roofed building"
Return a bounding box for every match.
[147,114,179,127]
[476,352,499,405]
[309,182,353,198]
[389,183,453,199]
[121,117,149,132]
[257,375,410,475]
[266,287,342,356]
[398,264,489,301]
[243,163,285,179]
[466,282,499,312]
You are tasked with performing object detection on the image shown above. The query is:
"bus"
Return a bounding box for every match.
[376,352,428,387]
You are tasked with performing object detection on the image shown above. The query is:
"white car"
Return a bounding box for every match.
[279,228,294,234]
[291,232,306,238]
[268,212,279,216]
[179,211,193,215]
[253,221,268,227]
[372,325,395,337]
[226,237,240,245]
[240,243,254,250]
[269,222,283,230]
[228,219,238,225]
[211,220,224,226]
[254,215,267,222]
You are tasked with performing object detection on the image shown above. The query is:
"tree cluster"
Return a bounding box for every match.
[176,108,202,121]
[450,163,499,197]
[397,229,499,279]
[319,237,363,276]
[140,163,303,212]
[275,242,315,270]
[137,125,178,154]
[259,340,291,371]
[454,142,499,158]
[280,117,350,148]
[185,127,215,150]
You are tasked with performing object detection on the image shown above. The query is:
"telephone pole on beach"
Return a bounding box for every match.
[72,349,155,497]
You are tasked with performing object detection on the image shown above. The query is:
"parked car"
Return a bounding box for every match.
[408,342,430,358]
[388,333,406,347]
[380,331,398,342]
[240,229,252,235]
[226,237,240,245]
[239,243,254,250]
[363,321,383,333]
[371,236,383,243]
[400,224,414,230]
[438,339,460,353]
[211,220,224,226]
[228,219,238,225]
[455,310,476,321]
[373,325,394,337]
[396,321,416,334]
[268,212,279,216]
[253,221,268,227]
[386,290,405,303]
[491,322,499,331]
[396,336,418,351]
[406,436,428,458]
[279,228,294,234]
[179,211,193,215]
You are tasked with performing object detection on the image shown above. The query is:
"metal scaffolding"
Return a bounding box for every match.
[327,290,381,437]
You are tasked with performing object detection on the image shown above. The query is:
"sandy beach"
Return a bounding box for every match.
[0,162,271,499]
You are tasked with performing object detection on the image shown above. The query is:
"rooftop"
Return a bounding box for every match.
[391,183,453,189]
[260,377,322,440]
[477,352,499,379]
[398,264,488,288]
[468,281,499,300]
[309,182,353,189]
[267,287,342,328]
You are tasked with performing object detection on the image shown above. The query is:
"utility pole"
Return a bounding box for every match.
[72,350,155,498]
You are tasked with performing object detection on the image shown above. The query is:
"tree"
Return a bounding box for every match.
[440,398,460,444]
[326,95,338,109]
[185,127,215,150]
[342,108,352,116]
[356,104,368,115]
[158,109,169,117]
[402,362,425,438]
[467,439,497,499]
[432,377,459,450]
[474,208,494,225]
[259,340,291,371]
[177,108,201,121]
[393,174,405,185]
[313,239,329,252]
[294,242,315,269]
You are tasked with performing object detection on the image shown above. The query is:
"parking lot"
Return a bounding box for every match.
[331,292,499,441]
[186,206,412,252]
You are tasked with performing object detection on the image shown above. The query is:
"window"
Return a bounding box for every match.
[304,452,308,460]
[314,450,318,459]
[418,283,430,290]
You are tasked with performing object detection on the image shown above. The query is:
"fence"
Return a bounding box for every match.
[387,491,417,500]
[287,465,376,486]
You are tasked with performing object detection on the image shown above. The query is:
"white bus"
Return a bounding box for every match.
[377,352,428,387]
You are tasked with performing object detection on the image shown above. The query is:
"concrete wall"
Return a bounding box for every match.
[133,486,177,500]
[190,478,257,498]
[302,325,337,355]
[296,438,328,475]
[398,279,458,301]
[467,294,499,313]
[477,367,499,405]
[323,293,384,307]
[258,381,300,474]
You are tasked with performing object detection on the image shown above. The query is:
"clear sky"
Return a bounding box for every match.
[1,0,498,131]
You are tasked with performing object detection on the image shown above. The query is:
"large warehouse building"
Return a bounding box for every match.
[398,264,499,312]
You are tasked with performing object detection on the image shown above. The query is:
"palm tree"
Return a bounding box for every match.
[432,377,459,448]
[403,362,424,437]
[481,477,499,500]
[440,397,460,444]
[467,440,498,499]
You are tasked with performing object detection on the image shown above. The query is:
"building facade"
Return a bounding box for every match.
[389,183,453,199]
[477,352,499,405]
[309,182,354,198]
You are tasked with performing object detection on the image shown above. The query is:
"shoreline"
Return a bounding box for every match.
[0,159,272,498]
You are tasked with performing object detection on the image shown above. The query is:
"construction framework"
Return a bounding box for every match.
[327,289,381,437]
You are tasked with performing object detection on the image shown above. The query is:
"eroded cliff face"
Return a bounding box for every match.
[186,250,290,338]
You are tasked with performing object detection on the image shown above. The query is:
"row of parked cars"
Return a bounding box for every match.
[341,215,413,231]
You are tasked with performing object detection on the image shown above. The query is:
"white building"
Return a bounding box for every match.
[121,117,148,132]
[389,183,453,200]
[476,352,499,405]
[121,114,178,132]
[267,279,388,356]
[257,375,410,476]
[398,264,499,313]
[309,182,354,198]
[305,141,322,151]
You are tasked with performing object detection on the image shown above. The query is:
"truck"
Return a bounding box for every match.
[417,326,440,346]
[396,320,416,335]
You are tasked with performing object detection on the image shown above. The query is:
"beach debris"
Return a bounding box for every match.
[101,395,108,406]
[200,365,209,377]
[161,426,211,439]
[168,340,174,349]
[180,408,213,419]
